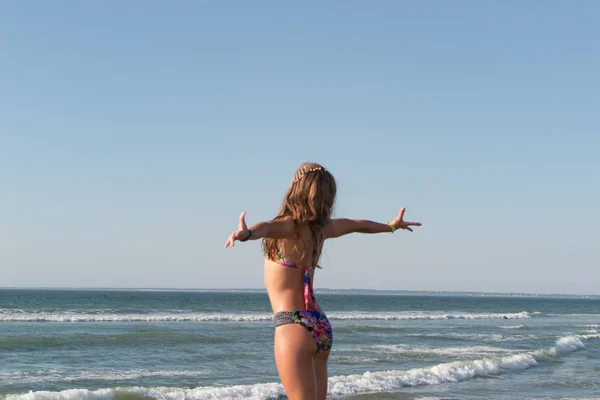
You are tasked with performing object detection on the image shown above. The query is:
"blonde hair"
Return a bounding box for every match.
[263,162,337,267]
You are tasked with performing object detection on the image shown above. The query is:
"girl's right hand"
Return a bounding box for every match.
[391,208,422,232]
[224,212,250,248]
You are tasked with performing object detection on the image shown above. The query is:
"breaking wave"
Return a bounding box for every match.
[0,311,532,323]
[3,334,597,400]
[408,332,538,342]
[498,325,526,329]
[0,369,210,385]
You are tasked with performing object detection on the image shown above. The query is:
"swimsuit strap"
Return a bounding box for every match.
[302,267,318,311]
[265,250,301,269]
[264,250,316,270]
[265,250,318,311]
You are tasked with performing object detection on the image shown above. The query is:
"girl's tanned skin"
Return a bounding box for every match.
[225,162,421,400]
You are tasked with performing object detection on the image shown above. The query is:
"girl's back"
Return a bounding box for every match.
[263,222,322,313]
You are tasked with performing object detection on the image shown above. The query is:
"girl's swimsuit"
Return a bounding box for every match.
[266,250,333,353]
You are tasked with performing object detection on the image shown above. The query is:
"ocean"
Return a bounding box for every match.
[0,289,599,399]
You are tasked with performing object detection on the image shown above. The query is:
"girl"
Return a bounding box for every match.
[224,162,421,400]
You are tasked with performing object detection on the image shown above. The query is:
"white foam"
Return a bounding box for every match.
[331,311,531,321]
[0,310,532,323]
[369,343,517,358]
[3,334,598,400]
[554,335,585,354]
[530,334,594,360]
[579,333,600,340]
[332,355,382,364]
[0,312,275,322]
[327,353,538,396]
[409,332,538,342]
[329,332,598,396]
[3,383,285,400]
[0,369,210,385]
[498,325,526,329]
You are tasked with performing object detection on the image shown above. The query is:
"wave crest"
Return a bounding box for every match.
[0,311,532,323]
[4,334,597,400]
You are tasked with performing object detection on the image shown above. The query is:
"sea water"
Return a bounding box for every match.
[1,289,599,399]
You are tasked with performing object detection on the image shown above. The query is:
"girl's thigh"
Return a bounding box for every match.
[274,324,318,400]
[314,348,331,400]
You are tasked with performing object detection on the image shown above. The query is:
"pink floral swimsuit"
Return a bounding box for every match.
[266,250,333,353]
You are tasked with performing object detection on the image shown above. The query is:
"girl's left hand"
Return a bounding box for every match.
[224,212,250,248]
[392,208,422,232]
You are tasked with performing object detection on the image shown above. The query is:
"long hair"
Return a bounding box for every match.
[262,162,337,267]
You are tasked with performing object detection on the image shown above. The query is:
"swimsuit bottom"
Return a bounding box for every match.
[274,310,333,353]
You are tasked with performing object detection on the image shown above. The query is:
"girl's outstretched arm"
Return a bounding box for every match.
[224,212,295,248]
[324,208,421,239]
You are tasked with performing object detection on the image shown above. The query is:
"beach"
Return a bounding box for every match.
[1,289,599,399]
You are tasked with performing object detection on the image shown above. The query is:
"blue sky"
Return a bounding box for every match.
[1,1,598,294]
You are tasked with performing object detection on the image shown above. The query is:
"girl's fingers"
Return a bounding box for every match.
[225,233,236,248]
[239,212,247,231]
[398,208,406,220]
[400,225,413,232]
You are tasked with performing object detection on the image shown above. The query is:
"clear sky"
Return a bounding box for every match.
[1,1,598,294]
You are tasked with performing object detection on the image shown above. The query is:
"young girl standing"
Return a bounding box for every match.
[225,162,421,400]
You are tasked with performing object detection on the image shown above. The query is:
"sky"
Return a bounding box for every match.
[1,1,599,294]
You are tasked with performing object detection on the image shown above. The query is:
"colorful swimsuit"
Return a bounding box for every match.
[266,250,333,353]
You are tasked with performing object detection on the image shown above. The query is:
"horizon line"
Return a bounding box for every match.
[1,286,598,298]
